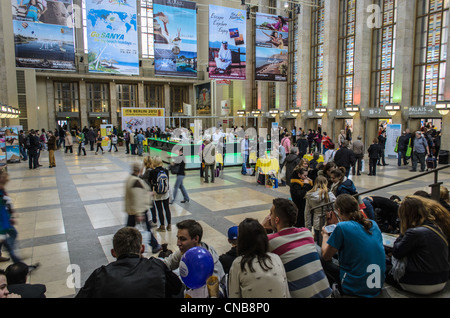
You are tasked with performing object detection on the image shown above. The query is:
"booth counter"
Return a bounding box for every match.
[145,138,272,170]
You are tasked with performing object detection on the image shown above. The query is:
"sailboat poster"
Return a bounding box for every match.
[85,0,139,75]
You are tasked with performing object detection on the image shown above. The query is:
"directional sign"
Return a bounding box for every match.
[406,106,441,118]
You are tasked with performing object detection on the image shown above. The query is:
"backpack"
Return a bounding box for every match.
[155,168,169,195]
[25,135,31,149]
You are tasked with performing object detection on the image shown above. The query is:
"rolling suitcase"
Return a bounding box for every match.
[426,156,437,170]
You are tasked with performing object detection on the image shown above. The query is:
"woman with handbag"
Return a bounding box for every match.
[170,148,190,204]
[320,194,386,298]
[289,167,313,228]
[386,196,449,295]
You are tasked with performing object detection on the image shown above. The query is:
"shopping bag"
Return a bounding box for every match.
[361,159,365,172]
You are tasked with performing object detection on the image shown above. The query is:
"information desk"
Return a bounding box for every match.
[146,138,272,170]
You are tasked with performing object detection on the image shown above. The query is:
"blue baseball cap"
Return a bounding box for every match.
[227,226,238,240]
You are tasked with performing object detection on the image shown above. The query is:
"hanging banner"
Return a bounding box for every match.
[11,0,76,71]
[85,0,139,75]
[121,108,166,132]
[196,82,212,115]
[208,5,246,80]
[153,0,197,78]
[255,13,288,81]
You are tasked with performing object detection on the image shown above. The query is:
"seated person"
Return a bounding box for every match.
[4,262,46,298]
[219,226,238,275]
[162,220,225,286]
[214,42,232,71]
[76,227,182,298]
[321,194,386,298]
[386,196,449,295]
[363,196,400,233]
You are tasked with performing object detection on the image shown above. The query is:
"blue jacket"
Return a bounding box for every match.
[334,179,357,197]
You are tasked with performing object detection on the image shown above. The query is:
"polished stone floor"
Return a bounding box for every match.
[1,146,449,298]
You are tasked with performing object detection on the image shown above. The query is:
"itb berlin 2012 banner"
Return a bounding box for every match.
[85,0,139,75]
[208,5,246,80]
[153,0,197,78]
[11,0,76,71]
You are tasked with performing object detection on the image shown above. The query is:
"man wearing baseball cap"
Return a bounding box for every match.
[219,226,238,275]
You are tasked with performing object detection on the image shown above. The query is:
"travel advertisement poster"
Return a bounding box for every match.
[11,0,76,71]
[153,0,197,78]
[255,13,288,81]
[208,5,246,80]
[85,0,139,75]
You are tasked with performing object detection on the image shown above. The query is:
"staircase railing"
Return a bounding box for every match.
[309,165,450,244]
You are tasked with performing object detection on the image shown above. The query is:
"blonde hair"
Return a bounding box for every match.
[308,175,330,202]
[152,156,163,168]
[420,196,450,239]
[143,156,153,169]
[440,186,449,203]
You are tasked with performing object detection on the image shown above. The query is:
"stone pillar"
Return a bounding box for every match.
[353,0,373,142]
[322,0,339,139]
[79,80,88,129]
[110,82,117,126]
[395,0,416,126]
[138,82,145,108]
[46,79,55,131]
[298,4,311,131]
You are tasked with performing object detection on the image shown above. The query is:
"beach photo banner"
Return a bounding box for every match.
[208,5,246,80]
[85,0,139,75]
[153,0,197,78]
[255,13,288,81]
[11,0,76,71]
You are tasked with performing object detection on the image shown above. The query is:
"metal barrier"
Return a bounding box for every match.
[308,164,450,245]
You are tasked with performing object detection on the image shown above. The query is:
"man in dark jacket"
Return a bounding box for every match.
[396,131,410,166]
[289,167,313,228]
[377,131,388,166]
[296,134,309,158]
[333,141,356,177]
[27,130,40,170]
[5,262,46,298]
[87,128,96,151]
[219,226,238,275]
[76,227,182,298]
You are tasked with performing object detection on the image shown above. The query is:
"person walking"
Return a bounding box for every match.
[202,139,216,183]
[95,131,104,155]
[27,130,40,170]
[367,138,382,176]
[47,131,57,168]
[64,131,73,154]
[124,162,161,253]
[170,149,190,204]
[76,130,86,156]
[149,157,172,232]
[377,131,388,166]
[396,131,410,167]
[109,133,119,152]
[410,131,430,172]
[350,136,364,176]
[87,128,96,151]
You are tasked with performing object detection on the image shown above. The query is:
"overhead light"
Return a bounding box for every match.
[284,2,289,8]
[436,101,450,116]
[345,105,360,117]
[290,109,301,118]
[315,108,327,117]
[237,110,246,117]
[385,103,401,116]
[252,110,262,117]
[269,109,279,118]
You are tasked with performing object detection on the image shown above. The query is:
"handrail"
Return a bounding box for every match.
[307,165,450,244]
[310,164,450,214]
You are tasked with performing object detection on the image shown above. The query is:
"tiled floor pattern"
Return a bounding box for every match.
[1,147,449,298]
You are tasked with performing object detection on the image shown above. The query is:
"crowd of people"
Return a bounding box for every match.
[2,122,448,299]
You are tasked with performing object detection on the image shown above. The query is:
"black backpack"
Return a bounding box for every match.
[24,135,31,149]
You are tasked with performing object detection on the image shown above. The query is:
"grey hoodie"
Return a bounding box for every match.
[304,190,336,230]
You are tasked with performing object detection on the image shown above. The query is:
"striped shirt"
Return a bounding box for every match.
[268,227,332,298]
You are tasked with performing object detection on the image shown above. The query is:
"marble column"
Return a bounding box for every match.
[110,82,118,127]
[297,4,311,131]
[79,80,88,129]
